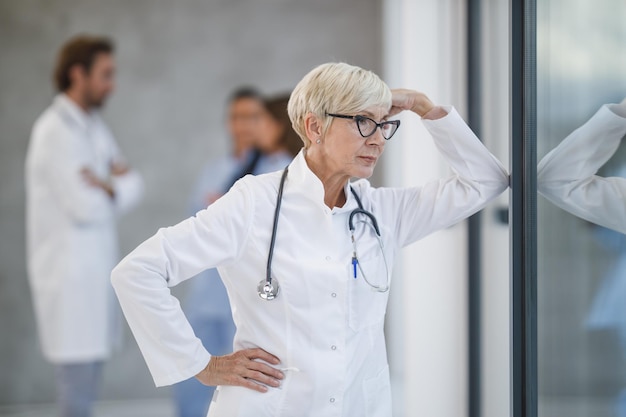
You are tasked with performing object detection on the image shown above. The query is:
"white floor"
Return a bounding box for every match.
[2,395,613,417]
[0,394,402,417]
[0,399,175,417]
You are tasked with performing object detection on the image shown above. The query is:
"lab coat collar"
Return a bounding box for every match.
[288,149,360,213]
[53,94,94,130]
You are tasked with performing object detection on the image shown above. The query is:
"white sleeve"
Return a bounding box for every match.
[382,106,509,247]
[111,180,253,386]
[111,169,144,215]
[35,122,113,225]
[537,104,626,233]
[106,135,145,215]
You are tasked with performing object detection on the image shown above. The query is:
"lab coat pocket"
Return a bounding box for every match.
[347,256,390,332]
[208,383,280,417]
[363,364,392,417]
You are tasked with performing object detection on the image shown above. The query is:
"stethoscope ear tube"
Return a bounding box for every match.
[348,187,381,236]
[348,208,381,236]
[348,186,389,292]
[258,166,289,300]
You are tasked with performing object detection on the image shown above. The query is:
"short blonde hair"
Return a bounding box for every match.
[287,63,392,148]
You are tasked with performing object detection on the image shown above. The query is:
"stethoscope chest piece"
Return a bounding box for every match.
[257,278,280,300]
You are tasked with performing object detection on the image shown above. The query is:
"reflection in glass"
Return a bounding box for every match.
[538,100,626,233]
[536,0,626,416]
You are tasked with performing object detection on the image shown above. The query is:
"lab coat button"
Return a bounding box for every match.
[331,292,337,298]
[331,345,337,350]
[330,397,336,403]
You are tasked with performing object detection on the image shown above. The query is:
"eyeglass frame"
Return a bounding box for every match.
[325,113,401,140]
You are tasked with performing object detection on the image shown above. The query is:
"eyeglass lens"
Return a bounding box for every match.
[356,117,398,139]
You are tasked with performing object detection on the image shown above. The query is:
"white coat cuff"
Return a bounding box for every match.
[153,349,212,387]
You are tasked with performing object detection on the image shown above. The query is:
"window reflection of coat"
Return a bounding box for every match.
[538,100,626,234]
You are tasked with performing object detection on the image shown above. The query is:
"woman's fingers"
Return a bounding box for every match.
[247,359,284,381]
[243,369,281,388]
[245,347,281,365]
[238,376,270,393]
[242,348,284,386]
[390,89,435,117]
[390,89,415,112]
[388,106,405,117]
[195,348,284,392]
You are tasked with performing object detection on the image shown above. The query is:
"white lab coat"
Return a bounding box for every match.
[111,107,508,417]
[25,94,144,363]
[538,103,626,233]
[185,150,295,320]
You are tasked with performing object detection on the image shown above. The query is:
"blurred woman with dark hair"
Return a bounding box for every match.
[174,91,296,417]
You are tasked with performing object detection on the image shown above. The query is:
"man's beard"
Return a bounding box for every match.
[84,90,108,109]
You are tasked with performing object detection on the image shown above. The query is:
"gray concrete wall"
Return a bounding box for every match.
[0,0,381,405]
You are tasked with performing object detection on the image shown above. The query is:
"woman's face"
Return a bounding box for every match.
[256,110,285,153]
[318,105,389,179]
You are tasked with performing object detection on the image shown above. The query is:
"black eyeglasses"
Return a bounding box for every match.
[326,113,401,140]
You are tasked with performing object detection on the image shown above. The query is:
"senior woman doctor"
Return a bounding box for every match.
[111,62,508,417]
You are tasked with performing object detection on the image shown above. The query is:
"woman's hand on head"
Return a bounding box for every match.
[195,348,284,393]
[389,89,435,117]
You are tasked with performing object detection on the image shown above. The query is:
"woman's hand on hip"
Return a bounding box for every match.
[195,348,284,393]
[389,89,435,117]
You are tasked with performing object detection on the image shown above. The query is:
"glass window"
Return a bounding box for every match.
[536,1,626,416]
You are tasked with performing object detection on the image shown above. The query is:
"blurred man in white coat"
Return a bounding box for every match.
[25,35,144,417]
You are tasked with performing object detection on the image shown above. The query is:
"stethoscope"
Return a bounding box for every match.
[257,166,391,300]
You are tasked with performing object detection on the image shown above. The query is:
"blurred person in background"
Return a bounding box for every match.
[173,90,298,417]
[254,93,302,172]
[186,88,265,214]
[25,35,144,417]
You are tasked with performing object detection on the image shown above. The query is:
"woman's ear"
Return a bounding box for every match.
[304,113,323,143]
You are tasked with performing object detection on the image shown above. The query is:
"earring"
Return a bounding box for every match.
[316,139,321,144]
